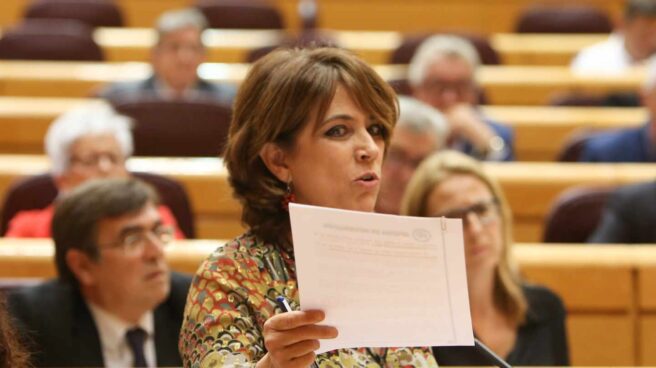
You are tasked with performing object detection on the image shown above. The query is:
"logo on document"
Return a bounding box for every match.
[412,228,431,242]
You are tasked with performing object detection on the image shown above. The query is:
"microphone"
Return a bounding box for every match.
[473,338,512,368]
[432,338,513,367]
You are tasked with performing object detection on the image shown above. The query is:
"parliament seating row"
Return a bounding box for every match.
[0,155,654,242]
[0,0,626,34]
[0,96,646,160]
[0,27,605,66]
[0,61,644,105]
[0,239,654,365]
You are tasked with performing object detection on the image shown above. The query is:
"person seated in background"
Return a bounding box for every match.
[578,60,656,162]
[98,8,234,103]
[409,35,514,161]
[571,0,656,75]
[376,96,448,214]
[5,102,183,238]
[7,178,191,367]
[0,295,30,368]
[588,181,656,243]
[401,150,569,366]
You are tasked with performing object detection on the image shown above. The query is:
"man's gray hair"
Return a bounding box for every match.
[408,35,480,87]
[45,101,133,175]
[155,8,208,42]
[397,96,449,147]
[626,0,656,19]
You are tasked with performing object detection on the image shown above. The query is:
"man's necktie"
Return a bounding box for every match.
[126,327,148,367]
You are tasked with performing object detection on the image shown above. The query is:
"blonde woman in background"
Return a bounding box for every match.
[401,150,569,365]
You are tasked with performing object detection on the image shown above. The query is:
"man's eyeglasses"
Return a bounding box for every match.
[100,225,174,255]
[421,78,475,96]
[386,149,425,170]
[70,152,124,169]
[432,198,499,227]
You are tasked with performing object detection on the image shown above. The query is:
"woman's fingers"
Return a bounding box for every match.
[265,310,325,330]
[262,310,339,367]
[265,324,338,351]
[290,352,319,368]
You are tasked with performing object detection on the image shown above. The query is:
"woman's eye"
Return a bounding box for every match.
[368,123,385,137]
[325,125,348,137]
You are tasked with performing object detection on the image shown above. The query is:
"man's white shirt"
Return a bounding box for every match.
[88,302,157,368]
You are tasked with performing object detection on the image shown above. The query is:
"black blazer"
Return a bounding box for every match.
[588,181,656,243]
[7,272,191,367]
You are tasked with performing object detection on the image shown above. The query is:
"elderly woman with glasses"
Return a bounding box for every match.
[401,150,569,366]
[4,101,184,239]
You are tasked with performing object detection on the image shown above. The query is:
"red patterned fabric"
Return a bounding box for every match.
[5,205,184,239]
[179,231,438,367]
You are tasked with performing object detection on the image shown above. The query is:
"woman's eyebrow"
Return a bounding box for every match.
[322,113,354,124]
[314,113,354,133]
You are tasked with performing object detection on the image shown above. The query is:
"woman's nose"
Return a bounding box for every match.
[355,132,380,162]
[464,212,483,234]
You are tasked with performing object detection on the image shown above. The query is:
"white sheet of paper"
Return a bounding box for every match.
[289,203,474,354]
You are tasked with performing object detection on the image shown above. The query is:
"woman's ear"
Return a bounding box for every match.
[259,143,291,183]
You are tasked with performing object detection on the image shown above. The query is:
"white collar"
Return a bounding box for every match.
[87,302,155,355]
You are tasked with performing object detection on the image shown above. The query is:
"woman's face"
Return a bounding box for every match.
[425,173,503,273]
[284,85,386,212]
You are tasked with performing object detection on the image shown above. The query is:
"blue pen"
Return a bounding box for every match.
[275,296,320,368]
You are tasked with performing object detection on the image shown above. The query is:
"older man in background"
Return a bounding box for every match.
[376,96,449,214]
[409,35,514,161]
[5,102,183,237]
[99,8,234,103]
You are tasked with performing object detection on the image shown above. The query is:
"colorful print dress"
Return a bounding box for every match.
[179,231,438,367]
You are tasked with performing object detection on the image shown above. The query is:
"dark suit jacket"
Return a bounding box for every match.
[7,272,191,367]
[588,181,656,243]
[579,122,656,162]
[97,74,236,105]
[457,117,515,161]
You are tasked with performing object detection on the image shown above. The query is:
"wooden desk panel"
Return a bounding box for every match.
[482,106,646,161]
[0,0,296,29]
[0,61,646,106]
[0,96,645,160]
[309,0,623,34]
[568,315,635,366]
[0,241,646,366]
[0,157,655,242]
[94,28,606,66]
[638,266,656,311]
[641,316,656,365]
[0,241,642,304]
[0,0,625,33]
[91,29,611,67]
[486,162,656,241]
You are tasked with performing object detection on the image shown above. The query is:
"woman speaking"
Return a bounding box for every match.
[179,48,438,367]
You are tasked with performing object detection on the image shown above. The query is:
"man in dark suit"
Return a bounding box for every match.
[409,35,514,161]
[8,178,191,367]
[588,181,656,243]
[98,8,234,104]
[578,60,656,162]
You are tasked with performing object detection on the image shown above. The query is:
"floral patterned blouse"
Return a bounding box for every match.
[179,231,438,367]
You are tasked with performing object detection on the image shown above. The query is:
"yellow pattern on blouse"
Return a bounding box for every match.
[179,232,438,368]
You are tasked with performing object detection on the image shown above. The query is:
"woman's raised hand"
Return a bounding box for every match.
[257,310,338,368]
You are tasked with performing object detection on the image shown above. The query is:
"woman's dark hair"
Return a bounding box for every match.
[0,295,30,368]
[224,47,398,246]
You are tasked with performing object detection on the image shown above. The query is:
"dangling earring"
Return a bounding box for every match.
[281,180,296,211]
